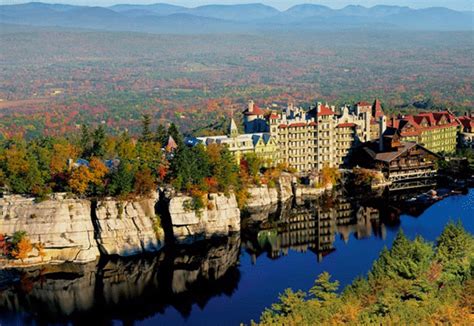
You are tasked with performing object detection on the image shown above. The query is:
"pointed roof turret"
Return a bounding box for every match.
[165,135,178,152]
[372,99,384,119]
[229,118,239,137]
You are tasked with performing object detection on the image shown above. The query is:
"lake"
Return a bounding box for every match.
[1,187,473,325]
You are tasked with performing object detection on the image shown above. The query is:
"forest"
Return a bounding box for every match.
[0,115,285,211]
[254,222,474,325]
[0,27,472,139]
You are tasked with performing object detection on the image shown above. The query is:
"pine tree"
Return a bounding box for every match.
[80,124,91,157]
[91,125,106,158]
[155,124,167,145]
[168,123,183,148]
[309,272,339,302]
[141,114,153,142]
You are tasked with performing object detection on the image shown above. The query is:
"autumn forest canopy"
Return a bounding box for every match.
[0,27,472,139]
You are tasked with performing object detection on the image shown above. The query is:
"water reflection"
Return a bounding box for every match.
[0,187,465,324]
[0,235,241,324]
[241,188,447,263]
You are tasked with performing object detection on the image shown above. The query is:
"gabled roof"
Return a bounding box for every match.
[318,104,335,116]
[243,103,265,116]
[393,111,459,137]
[363,141,439,163]
[459,116,474,131]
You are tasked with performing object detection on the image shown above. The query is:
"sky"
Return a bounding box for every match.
[2,0,473,11]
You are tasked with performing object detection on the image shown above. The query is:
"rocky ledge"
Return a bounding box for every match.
[94,193,164,256]
[0,194,99,265]
[166,192,240,244]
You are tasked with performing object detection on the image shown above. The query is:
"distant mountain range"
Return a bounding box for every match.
[0,2,472,33]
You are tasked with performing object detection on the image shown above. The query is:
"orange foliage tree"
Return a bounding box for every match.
[68,165,93,195]
[134,167,156,196]
[89,157,108,186]
[12,236,33,261]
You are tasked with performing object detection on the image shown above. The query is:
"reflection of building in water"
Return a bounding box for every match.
[243,193,385,262]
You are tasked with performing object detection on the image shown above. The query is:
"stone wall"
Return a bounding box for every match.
[0,194,99,265]
[94,192,164,256]
[167,193,240,244]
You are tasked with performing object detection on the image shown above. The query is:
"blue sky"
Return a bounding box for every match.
[3,1,473,11]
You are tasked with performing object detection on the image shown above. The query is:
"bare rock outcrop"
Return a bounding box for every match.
[278,172,294,202]
[167,193,240,243]
[246,186,279,210]
[0,194,99,264]
[94,193,164,256]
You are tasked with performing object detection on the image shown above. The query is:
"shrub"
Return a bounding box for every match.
[152,215,162,239]
[12,236,33,261]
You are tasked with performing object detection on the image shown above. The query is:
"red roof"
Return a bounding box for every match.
[337,122,356,128]
[356,101,371,106]
[269,113,279,119]
[278,124,288,129]
[243,104,265,116]
[308,121,318,126]
[394,111,459,136]
[289,122,307,128]
[318,104,335,116]
[458,116,473,131]
[372,99,384,119]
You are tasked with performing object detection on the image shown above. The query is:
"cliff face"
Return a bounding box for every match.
[278,172,294,202]
[0,194,99,264]
[246,186,279,210]
[94,193,164,256]
[167,193,240,244]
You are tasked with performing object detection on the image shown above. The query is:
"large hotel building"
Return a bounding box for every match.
[188,99,385,172]
[187,99,461,173]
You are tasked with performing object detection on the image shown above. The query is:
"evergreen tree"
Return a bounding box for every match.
[140,114,153,142]
[80,124,91,157]
[435,221,474,283]
[155,124,168,146]
[168,123,184,148]
[309,272,339,302]
[107,161,136,196]
[91,125,106,158]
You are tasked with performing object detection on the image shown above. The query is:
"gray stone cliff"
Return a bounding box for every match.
[167,193,240,244]
[94,192,164,256]
[0,194,99,264]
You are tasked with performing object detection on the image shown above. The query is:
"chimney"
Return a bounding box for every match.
[379,116,386,152]
[317,102,321,114]
[248,100,254,113]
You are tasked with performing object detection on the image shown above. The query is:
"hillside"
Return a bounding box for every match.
[0,2,472,32]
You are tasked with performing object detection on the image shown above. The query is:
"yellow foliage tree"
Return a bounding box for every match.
[50,143,79,175]
[89,157,108,185]
[5,145,29,175]
[320,166,341,187]
[68,165,93,195]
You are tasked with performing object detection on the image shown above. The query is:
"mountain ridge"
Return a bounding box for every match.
[1,2,472,33]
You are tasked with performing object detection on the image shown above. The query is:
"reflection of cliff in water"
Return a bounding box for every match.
[242,187,442,263]
[0,234,240,323]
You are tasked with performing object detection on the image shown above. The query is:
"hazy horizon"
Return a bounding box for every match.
[2,0,473,11]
